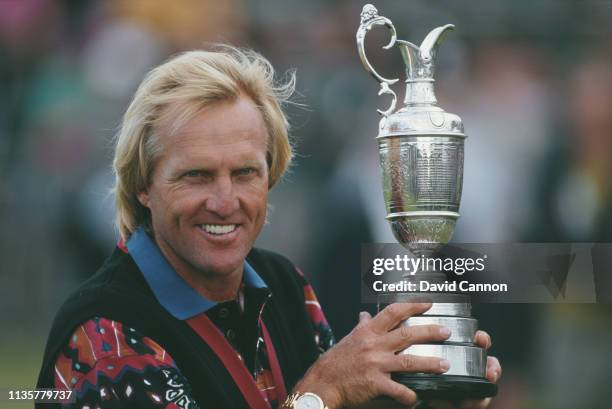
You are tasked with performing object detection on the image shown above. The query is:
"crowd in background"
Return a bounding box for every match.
[1,1,612,408]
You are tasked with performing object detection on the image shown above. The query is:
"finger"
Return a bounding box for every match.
[377,378,418,407]
[485,356,502,383]
[386,353,450,374]
[386,324,451,351]
[370,303,432,333]
[359,311,373,325]
[473,330,491,350]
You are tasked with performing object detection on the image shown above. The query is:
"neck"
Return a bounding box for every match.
[177,269,243,302]
[404,80,437,105]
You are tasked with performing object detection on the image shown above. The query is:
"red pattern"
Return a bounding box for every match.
[54,267,334,408]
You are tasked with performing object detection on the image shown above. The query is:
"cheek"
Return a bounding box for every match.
[150,185,205,224]
[242,184,269,218]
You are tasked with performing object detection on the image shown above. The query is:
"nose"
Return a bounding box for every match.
[205,175,239,217]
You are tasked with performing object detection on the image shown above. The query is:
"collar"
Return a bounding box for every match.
[126,226,267,320]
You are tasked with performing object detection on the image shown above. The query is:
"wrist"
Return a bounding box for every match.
[290,366,342,409]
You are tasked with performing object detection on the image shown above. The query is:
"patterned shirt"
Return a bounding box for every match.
[54,228,335,408]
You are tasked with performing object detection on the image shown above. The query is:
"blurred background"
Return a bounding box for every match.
[1,0,612,408]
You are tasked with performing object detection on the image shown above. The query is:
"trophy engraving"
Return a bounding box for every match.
[357,4,497,399]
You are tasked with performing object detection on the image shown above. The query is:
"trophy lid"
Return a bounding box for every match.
[356,4,465,139]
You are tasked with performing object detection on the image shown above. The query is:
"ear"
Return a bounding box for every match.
[137,191,151,208]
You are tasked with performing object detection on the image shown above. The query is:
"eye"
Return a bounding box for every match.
[184,170,209,178]
[235,167,256,177]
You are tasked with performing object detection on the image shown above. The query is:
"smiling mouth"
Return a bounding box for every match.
[199,224,238,235]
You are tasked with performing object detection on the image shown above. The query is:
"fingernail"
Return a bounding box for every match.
[440,359,450,372]
[421,302,432,309]
[439,326,451,338]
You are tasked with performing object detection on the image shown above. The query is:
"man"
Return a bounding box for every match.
[37,47,500,409]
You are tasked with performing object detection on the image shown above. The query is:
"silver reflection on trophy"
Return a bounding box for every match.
[357,4,496,399]
[357,4,464,258]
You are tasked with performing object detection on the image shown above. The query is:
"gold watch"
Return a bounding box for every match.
[282,392,329,409]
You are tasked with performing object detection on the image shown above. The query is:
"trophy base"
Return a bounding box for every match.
[392,373,497,400]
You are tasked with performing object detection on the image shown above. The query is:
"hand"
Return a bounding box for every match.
[425,330,502,409]
[292,302,452,409]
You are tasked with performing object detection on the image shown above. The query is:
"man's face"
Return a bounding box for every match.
[138,96,269,284]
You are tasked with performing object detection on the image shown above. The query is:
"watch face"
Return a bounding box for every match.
[295,393,323,409]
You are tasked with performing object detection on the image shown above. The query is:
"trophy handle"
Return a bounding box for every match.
[356,4,399,116]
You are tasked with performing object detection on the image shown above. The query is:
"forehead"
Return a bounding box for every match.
[156,96,268,157]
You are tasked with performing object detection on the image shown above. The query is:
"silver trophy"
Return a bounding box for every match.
[357,4,496,399]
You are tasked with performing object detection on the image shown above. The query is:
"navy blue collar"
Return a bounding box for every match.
[126,226,267,320]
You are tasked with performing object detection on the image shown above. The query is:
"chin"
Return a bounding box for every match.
[196,254,245,277]
[180,230,254,273]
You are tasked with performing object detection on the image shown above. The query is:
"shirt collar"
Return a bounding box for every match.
[126,226,267,320]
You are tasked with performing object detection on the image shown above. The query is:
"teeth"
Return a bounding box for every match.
[201,224,237,235]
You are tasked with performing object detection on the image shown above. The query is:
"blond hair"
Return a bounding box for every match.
[113,46,295,240]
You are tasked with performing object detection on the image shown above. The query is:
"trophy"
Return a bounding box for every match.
[356,4,497,400]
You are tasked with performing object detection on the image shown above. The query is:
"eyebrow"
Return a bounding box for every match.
[174,159,265,174]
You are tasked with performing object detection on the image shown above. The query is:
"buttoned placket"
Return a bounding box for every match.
[206,286,272,377]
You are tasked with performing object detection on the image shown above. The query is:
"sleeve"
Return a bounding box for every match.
[53,317,201,409]
[294,267,336,354]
